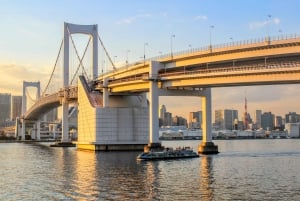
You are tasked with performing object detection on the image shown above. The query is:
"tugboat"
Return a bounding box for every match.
[136,146,199,161]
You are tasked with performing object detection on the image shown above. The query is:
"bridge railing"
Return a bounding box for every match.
[110,33,300,71]
[160,61,300,78]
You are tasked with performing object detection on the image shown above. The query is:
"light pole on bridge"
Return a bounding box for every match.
[144,42,148,65]
[170,34,175,59]
[209,25,214,52]
[126,50,130,66]
[267,14,272,44]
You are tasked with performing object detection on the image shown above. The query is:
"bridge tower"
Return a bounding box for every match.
[61,22,98,143]
[20,81,40,140]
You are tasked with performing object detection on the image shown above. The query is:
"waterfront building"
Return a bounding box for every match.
[285,112,300,123]
[0,93,11,127]
[215,109,238,130]
[261,112,274,130]
[285,123,300,138]
[189,111,202,129]
[11,95,22,121]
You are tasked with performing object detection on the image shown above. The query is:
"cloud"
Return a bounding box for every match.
[116,13,152,25]
[0,63,50,95]
[249,17,281,29]
[194,15,208,21]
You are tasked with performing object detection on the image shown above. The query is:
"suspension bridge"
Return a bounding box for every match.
[17,22,300,153]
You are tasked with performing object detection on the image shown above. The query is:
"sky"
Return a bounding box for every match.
[0,0,300,121]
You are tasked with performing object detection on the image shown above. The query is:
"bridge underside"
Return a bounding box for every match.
[162,68,300,88]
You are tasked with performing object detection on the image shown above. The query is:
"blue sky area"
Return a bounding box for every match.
[0,0,300,119]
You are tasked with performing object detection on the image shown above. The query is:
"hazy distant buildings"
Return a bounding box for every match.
[275,116,284,129]
[159,104,172,126]
[254,110,262,129]
[189,111,202,129]
[172,115,187,126]
[11,96,22,121]
[285,123,300,138]
[215,109,238,130]
[261,112,274,130]
[0,93,11,126]
[285,112,300,123]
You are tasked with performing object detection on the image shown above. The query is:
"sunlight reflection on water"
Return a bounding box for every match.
[1,139,300,200]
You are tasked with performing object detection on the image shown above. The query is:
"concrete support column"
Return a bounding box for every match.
[21,120,25,141]
[53,124,57,140]
[36,120,40,140]
[61,102,69,143]
[202,88,212,143]
[149,80,159,144]
[144,61,164,152]
[103,78,109,107]
[198,88,219,154]
[15,117,20,139]
[32,123,36,140]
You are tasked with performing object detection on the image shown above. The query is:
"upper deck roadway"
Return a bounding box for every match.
[25,36,300,120]
[97,36,300,92]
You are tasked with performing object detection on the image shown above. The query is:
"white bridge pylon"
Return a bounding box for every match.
[61,22,99,143]
[21,81,40,140]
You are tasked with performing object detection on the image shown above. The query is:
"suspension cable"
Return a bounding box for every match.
[70,36,92,85]
[98,33,116,70]
[42,39,64,96]
[67,27,90,82]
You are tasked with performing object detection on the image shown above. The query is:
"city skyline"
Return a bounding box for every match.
[1,1,300,119]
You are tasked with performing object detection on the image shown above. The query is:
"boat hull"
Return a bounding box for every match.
[136,149,199,161]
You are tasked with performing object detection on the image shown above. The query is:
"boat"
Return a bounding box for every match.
[136,146,199,161]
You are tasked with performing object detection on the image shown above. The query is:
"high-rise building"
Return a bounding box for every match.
[11,96,22,121]
[159,105,172,126]
[275,116,283,129]
[254,110,262,129]
[189,111,202,129]
[261,112,274,130]
[0,93,11,127]
[215,109,238,130]
[159,105,166,119]
[164,112,172,126]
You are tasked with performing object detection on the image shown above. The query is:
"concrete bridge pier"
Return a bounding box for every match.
[52,124,57,140]
[61,101,69,143]
[36,120,41,140]
[14,117,21,139]
[21,120,26,141]
[144,61,164,152]
[198,88,219,154]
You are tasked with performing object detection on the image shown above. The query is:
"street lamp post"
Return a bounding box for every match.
[126,50,130,65]
[267,14,272,44]
[114,56,117,65]
[144,42,148,64]
[170,34,175,59]
[230,37,234,45]
[209,25,214,52]
[188,44,192,53]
